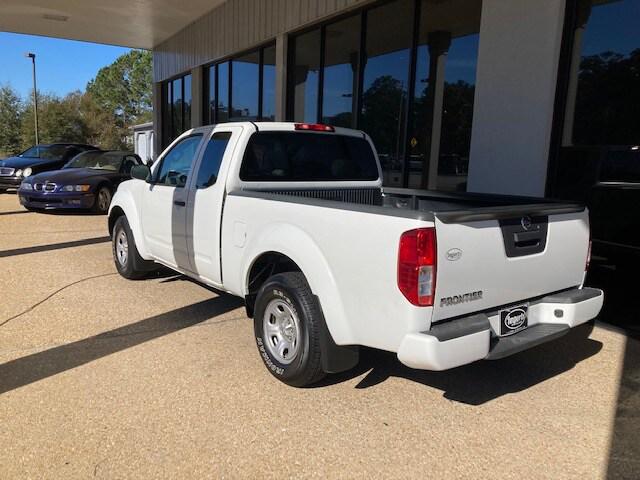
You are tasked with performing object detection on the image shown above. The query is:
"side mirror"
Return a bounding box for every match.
[131,164,151,182]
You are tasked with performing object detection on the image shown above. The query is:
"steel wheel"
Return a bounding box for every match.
[115,228,129,267]
[262,299,301,364]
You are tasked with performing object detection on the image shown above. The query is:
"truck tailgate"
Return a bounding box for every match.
[432,206,590,322]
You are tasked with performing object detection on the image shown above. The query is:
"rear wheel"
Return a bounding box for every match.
[112,215,155,279]
[93,186,112,214]
[254,272,326,387]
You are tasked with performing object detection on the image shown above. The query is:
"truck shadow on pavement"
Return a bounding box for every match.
[317,324,602,406]
[0,295,244,395]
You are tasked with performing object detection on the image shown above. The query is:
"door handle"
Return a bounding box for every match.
[173,200,186,207]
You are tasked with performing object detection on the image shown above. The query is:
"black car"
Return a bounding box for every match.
[18,151,142,214]
[0,143,99,192]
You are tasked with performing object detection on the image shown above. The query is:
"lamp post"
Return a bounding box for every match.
[25,52,39,145]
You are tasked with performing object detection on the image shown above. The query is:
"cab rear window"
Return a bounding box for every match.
[239,131,379,182]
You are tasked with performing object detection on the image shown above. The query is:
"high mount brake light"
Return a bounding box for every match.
[294,123,335,132]
[398,228,437,306]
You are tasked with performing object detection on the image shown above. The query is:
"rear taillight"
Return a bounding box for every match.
[294,123,335,132]
[398,228,437,306]
[586,240,592,271]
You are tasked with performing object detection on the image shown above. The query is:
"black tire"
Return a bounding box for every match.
[254,272,326,387]
[111,215,155,279]
[93,185,112,214]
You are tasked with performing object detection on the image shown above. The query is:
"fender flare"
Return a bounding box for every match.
[241,222,353,347]
[108,189,151,259]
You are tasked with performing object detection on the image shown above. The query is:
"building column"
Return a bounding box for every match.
[152,81,162,160]
[191,65,204,128]
[421,31,451,190]
[467,0,566,197]
[561,0,592,146]
[275,33,288,121]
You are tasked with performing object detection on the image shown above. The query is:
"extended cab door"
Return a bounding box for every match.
[186,125,243,286]
[141,133,204,270]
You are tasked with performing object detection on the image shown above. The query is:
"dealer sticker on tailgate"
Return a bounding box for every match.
[499,304,528,336]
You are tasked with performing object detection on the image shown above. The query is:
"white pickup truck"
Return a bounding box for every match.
[108,122,604,386]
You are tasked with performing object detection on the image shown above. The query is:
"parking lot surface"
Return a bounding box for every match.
[1,193,638,479]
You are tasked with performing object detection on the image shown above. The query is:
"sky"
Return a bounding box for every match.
[0,32,132,100]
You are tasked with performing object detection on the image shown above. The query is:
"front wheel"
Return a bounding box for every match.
[112,215,155,279]
[254,272,326,387]
[93,186,112,214]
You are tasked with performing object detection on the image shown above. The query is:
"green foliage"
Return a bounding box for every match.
[0,85,23,157]
[87,49,153,147]
[21,91,90,147]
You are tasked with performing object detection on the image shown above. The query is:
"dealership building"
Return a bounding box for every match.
[2,0,639,197]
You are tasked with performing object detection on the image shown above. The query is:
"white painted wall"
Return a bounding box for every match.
[467,0,566,197]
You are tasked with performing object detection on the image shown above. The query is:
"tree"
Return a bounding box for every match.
[21,91,89,147]
[0,85,23,157]
[86,49,153,148]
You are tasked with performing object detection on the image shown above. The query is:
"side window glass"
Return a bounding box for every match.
[155,135,202,187]
[196,132,232,188]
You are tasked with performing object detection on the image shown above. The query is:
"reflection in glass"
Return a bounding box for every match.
[360,0,413,187]
[171,78,183,140]
[322,15,360,128]
[206,65,216,124]
[437,34,479,192]
[408,0,481,191]
[573,0,640,146]
[290,29,321,123]
[183,74,192,131]
[218,62,230,123]
[262,46,277,120]
[231,51,260,120]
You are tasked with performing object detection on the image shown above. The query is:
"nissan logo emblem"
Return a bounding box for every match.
[521,216,533,230]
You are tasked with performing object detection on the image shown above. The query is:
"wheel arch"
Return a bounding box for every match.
[107,190,150,259]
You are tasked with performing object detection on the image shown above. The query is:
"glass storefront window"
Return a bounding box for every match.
[571,0,640,146]
[162,74,192,148]
[322,15,360,128]
[287,0,482,190]
[360,0,413,187]
[231,51,260,120]
[183,74,192,132]
[203,44,276,126]
[289,29,321,124]
[262,45,277,120]
[171,77,183,141]
[217,61,230,123]
[206,65,216,124]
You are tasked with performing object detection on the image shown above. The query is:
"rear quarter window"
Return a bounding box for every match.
[239,131,379,182]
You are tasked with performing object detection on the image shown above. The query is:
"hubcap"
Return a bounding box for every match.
[262,299,301,365]
[115,229,129,266]
[98,188,111,211]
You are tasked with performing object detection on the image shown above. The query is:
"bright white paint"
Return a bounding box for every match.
[0,0,226,49]
[110,122,602,373]
[467,0,566,197]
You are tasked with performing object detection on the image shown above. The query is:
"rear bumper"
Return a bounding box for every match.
[397,287,604,370]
